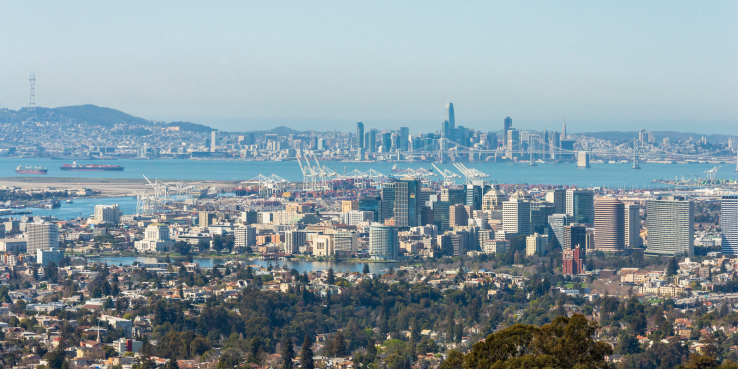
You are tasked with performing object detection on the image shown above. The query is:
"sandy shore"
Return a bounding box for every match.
[0,177,242,197]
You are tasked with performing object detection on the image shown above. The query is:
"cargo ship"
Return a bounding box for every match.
[60,161,124,171]
[16,165,48,174]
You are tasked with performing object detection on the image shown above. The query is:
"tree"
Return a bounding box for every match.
[462,314,612,369]
[326,268,335,285]
[282,337,295,369]
[44,347,66,369]
[683,354,718,369]
[164,360,180,369]
[616,332,641,355]
[440,350,464,369]
[666,257,679,276]
[300,335,315,369]
[363,263,370,274]
[333,330,347,357]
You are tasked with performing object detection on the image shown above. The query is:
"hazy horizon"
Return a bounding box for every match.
[1,1,736,134]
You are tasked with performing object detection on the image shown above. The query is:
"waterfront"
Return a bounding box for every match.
[2,158,736,188]
[91,255,397,273]
[13,196,137,219]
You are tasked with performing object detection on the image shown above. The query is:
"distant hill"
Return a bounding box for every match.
[0,104,151,126]
[167,121,215,132]
[0,104,218,132]
[577,131,737,143]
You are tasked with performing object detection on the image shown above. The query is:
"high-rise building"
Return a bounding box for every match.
[381,179,421,227]
[465,180,491,210]
[594,198,625,252]
[530,201,555,235]
[545,189,566,214]
[526,233,546,256]
[335,231,358,254]
[342,200,359,213]
[399,127,409,151]
[359,196,383,222]
[449,205,472,227]
[625,204,641,248]
[381,132,392,152]
[312,235,335,257]
[721,195,738,255]
[563,223,587,250]
[502,199,531,236]
[210,131,218,151]
[566,189,594,224]
[356,122,365,149]
[365,130,377,152]
[482,186,507,211]
[645,196,694,256]
[199,212,216,227]
[369,225,398,260]
[441,188,465,205]
[27,222,59,255]
[235,226,257,249]
[446,103,455,131]
[548,214,573,249]
[506,129,520,159]
[503,117,512,147]
[94,204,120,223]
[432,200,452,232]
[563,246,584,275]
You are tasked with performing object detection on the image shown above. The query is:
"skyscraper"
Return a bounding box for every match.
[399,127,409,151]
[645,197,694,256]
[210,130,218,152]
[625,204,641,248]
[365,130,377,152]
[545,189,566,214]
[356,122,365,149]
[548,214,573,249]
[506,129,520,159]
[503,117,512,147]
[594,198,625,252]
[369,225,399,260]
[382,179,421,227]
[502,199,531,236]
[563,246,584,275]
[566,189,594,224]
[563,223,587,250]
[721,195,738,255]
[446,103,455,131]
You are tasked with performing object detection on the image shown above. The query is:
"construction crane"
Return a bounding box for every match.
[704,166,722,180]
[432,164,461,186]
[452,163,490,184]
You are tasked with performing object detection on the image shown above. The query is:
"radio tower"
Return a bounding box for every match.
[29,72,36,111]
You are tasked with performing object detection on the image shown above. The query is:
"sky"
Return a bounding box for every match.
[1,1,737,134]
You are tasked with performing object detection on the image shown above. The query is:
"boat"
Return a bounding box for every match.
[16,165,47,174]
[391,164,431,173]
[60,161,124,171]
[44,199,61,209]
[66,199,73,204]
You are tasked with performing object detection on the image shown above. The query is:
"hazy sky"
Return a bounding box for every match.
[1,1,737,134]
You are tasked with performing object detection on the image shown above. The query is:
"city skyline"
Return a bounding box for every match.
[1,1,736,133]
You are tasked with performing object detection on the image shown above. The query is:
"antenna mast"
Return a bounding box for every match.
[29,72,36,111]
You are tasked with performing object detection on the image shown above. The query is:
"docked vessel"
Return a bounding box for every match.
[15,165,48,174]
[391,164,430,173]
[60,161,124,171]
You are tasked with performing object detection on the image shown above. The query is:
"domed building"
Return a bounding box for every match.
[510,189,532,201]
[482,187,507,211]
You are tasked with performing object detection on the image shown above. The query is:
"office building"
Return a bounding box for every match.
[441,188,466,205]
[27,222,59,254]
[566,189,594,224]
[563,246,584,275]
[721,195,738,255]
[502,199,531,236]
[399,127,409,151]
[530,201,555,235]
[545,189,566,214]
[645,197,694,256]
[526,233,546,256]
[359,196,382,222]
[94,204,120,223]
[563,223,587,250]
[37,247,64,267]
[625,204,641,248]
[449,205,472,227]
[466,180,491,210]
[340,211,374,225]
[342,200,359,212]
[506,129,520,158]
[577,151,590,168]
[594,198,625,252]
[503,117,512,147]
[134,223,174,253]
[235,226,256,249]
[369,225,399,260]
[199,212,216,227]
[210,130,218,151]
[365,130,377,152]
[356,122,364,149]
[482,186,507,211]
[446,103,455,131]
[432,200,452,232]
